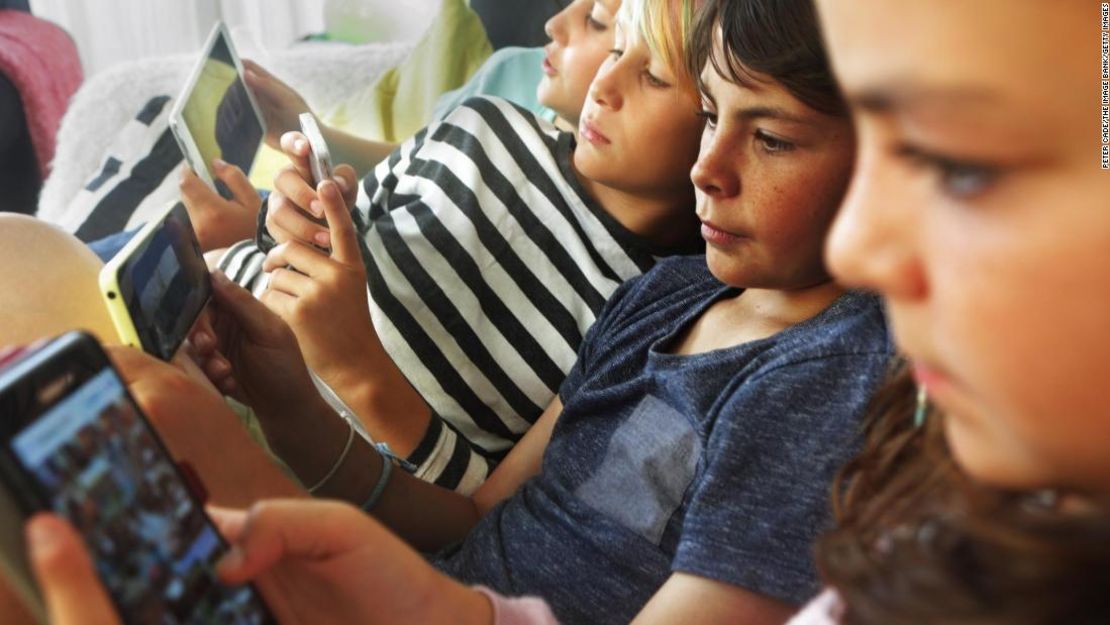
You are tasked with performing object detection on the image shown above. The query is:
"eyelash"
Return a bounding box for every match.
[755,130,795,154]
[896,145,1000,198]
[696,108,717,129]
[608,49,668,87]
[696,110,796,154]
[585,14,607,31]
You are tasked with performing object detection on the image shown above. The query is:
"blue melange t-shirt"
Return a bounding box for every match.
[434,256,893,625]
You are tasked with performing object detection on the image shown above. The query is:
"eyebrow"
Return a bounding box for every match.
[849,84,1000,113]
[699,79,819,126]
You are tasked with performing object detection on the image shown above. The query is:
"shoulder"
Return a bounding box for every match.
[604,255,720,318]
[443,96,553,134]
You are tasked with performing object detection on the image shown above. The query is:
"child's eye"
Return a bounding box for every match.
[695,109,718,130]
[755,130,795,154]
[896,145,1000,199]
[643,71,669,88]
[937,163,996,197]
[608,48,624,59]
[585,14,608,31]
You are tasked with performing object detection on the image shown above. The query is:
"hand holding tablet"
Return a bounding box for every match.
[169,22,267,199]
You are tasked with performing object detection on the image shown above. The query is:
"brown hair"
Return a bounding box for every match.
[817,365,1110,625]
[686,0,847,117]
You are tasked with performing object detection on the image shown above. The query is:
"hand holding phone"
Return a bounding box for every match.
[0,332,275,624]
[99,202,212,361]
[298,113,333,186]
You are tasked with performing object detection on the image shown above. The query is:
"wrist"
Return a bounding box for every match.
[262,394,341,460]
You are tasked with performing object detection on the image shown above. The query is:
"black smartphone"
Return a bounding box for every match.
[0,332,274,624]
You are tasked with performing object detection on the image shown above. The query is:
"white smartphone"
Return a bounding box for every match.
[299,112,333,185]
[169,22,267,198]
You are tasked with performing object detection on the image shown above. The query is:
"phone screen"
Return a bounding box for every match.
[116,203,211,361]
[6,364,271,624]
[180,29,263,197]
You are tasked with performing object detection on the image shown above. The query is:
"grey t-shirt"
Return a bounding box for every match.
[434,257,893,624]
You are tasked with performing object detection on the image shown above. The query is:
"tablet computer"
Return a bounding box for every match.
[169,21,267,198]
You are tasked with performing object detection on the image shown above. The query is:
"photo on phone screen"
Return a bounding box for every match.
[0,333,273,624]
[113,203,211,361]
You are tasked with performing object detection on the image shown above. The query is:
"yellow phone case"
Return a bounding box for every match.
[97,202,178,351]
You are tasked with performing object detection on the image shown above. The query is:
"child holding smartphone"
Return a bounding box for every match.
[25,0,1110,624]
[215,0,705,494]
[10,0,891,623]
[178,0,623,251]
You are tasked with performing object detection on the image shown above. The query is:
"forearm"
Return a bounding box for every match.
[322,125,397,177]
[262,403,482,551]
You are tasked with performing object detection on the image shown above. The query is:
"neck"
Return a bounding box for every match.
[573,166,700,250]
[732,279,847,330]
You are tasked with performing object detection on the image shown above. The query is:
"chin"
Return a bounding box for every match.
[944,417,1050,490]
[704,251,750,288]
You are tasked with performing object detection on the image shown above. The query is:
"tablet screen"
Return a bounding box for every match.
[180,29,263,193]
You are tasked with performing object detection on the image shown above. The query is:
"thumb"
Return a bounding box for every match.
[214,499,370,585]
[333,163,359,205]
[26,514,121,625]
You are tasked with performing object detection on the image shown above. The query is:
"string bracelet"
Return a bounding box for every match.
[307,419,356,494]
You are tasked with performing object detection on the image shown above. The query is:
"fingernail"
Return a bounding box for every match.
[315,231,331,247]
[335,176,350,192]
[320,181,339,201]
[26,516,61,559]
[309,199,324,218]
[213,158,227,169]
[294,139,307,154]
[194,331,213,349]
[212,356,231,376]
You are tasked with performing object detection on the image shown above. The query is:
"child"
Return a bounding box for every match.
[176,0,623,252]
[785,0,1110,623]
[16,0,890,623]
[217,0,705,493]
[194,0,886,621]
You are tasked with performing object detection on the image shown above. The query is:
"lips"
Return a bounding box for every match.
[579,119,611,146]
[911,360,954,393]
[542,56,557,76]
[699,218,744,246]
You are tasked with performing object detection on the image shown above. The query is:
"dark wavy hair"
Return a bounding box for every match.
[817,365,1110,625]
[686,0,846,116]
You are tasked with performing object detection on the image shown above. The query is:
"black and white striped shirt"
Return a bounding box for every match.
[223,97,696,493]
